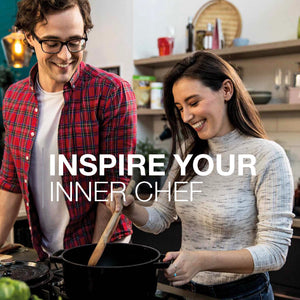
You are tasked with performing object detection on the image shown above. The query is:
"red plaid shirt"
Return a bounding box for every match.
[0,62,137,260]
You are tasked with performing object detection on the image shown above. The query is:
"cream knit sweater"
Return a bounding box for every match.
[138,129,294,285]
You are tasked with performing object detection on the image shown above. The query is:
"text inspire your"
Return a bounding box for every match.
[49,154,256,203]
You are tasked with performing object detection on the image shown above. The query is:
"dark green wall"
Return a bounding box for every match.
[0,0,36,82]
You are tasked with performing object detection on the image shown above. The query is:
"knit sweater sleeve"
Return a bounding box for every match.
[136,158,179,234]
[246,141,294,273]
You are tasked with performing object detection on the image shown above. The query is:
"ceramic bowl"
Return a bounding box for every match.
[233,38,249,47]
[248,91,272,105]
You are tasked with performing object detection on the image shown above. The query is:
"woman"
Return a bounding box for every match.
[108,51,294,299]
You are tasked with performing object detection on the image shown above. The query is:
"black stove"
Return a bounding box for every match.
[32,268,186,300]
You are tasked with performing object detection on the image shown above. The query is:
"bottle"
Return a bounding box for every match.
[186,17,194,53]
[293,62,300,87]
[150,82,163,109]
[195,30,206,50]
[203,23,213,50]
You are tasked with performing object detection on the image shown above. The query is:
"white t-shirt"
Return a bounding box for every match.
[29,80,70,254]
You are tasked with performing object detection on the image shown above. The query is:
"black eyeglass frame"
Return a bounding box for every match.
[31,31,88,54]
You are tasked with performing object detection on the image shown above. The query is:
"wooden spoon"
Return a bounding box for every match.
[88,180,136,266]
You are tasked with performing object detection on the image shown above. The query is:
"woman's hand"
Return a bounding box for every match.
[163,248,254,286]
[106,187,135,214]
[163,250,203,286]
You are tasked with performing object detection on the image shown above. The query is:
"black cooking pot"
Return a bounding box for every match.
[51,243,170,299]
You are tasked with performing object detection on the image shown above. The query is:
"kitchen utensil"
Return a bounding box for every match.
[193,0,242,47]
[274,68,282,90]
[248,91,272,104]
[293,62,300,87]
[88,180,136,266]
[51,243,170,299]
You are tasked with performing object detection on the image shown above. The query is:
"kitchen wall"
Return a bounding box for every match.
[87,0,134,82]
[262,111,300,186]
[133,0,300,57]
[86,0,300,184]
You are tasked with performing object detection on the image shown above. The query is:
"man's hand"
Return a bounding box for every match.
[92,203,112,243]
[106,187,135,214]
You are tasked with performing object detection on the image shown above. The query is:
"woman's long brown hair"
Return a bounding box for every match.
[163,51,267,184]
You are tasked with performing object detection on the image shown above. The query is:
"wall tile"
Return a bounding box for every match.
[261,116,278,132]
[278,116,300,132]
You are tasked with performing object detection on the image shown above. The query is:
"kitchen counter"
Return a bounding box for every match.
[157,283,215,300]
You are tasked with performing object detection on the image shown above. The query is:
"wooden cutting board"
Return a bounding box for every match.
[0,254,13,262]
[193,0,242,47]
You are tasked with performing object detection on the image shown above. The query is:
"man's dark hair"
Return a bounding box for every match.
[15,0,93,34]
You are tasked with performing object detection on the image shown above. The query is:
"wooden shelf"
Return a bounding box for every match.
[257,103,300,112]
[137,108,164,115]
[138,104,300,116]
[134,39,300,68]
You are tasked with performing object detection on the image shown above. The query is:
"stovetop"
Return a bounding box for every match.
[33,268,186,300]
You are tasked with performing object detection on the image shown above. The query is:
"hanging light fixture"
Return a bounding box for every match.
[1,27,33,68]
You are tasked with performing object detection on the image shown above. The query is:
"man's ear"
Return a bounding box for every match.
[222,79,234,102]
[24,32,34,48]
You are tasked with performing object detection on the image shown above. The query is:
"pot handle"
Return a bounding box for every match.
[50,249,64,264]
[153,255,173,269]
[153,261,171,269]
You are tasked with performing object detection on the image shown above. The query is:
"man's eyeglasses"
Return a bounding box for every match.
[32,32,88,54]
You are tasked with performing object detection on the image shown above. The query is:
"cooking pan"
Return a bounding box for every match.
[51,243,170,299]
[0,261,52,289]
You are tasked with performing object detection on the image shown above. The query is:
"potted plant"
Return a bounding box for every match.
[134,138,169,194]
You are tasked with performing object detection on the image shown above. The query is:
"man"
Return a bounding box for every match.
[0,0,136,260]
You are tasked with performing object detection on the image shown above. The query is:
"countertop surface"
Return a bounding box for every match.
[157,283,215,300]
